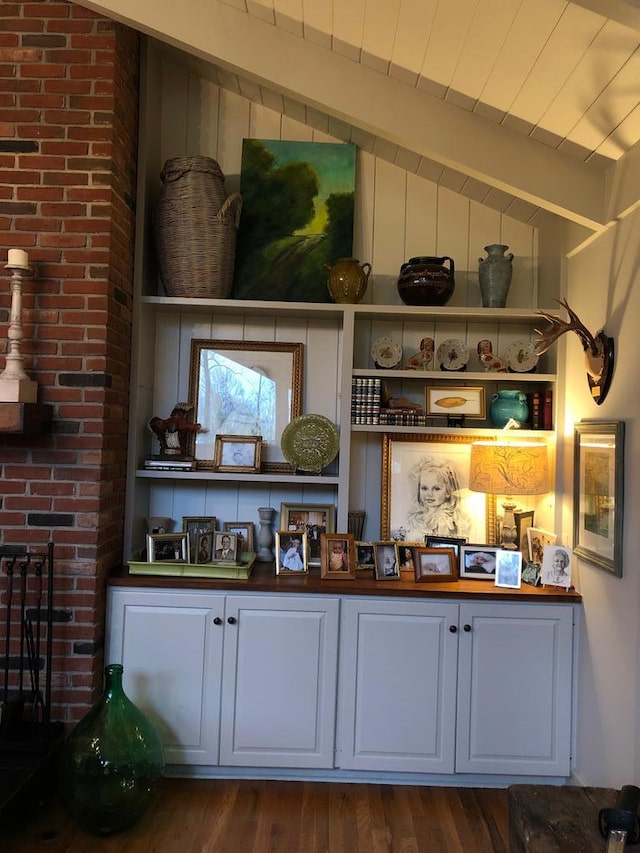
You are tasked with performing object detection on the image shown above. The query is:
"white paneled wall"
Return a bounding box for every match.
[146,49,539,309]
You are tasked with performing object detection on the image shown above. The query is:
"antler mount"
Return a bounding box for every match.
[535,298,614,405]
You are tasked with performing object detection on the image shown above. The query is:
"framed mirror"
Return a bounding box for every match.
[188,339,303,470]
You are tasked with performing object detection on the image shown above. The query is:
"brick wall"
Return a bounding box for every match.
[0,0,139,721]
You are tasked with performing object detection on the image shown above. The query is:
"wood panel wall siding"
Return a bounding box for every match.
[148,44,540,308]
[0,1,140,721]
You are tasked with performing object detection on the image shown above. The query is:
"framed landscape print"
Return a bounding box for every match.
[189,339,303,471]
[381,433,496,544]
[573,420,624,576]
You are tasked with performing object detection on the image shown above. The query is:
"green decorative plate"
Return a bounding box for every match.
[280,414,340,474]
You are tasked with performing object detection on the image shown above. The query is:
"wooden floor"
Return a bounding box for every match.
[3,777,509,852]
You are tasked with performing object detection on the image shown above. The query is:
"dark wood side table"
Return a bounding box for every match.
[509,784,617,852]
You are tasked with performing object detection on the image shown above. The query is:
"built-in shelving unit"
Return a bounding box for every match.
[123,295,558,556]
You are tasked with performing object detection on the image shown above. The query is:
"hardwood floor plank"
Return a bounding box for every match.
[2,778,509,852]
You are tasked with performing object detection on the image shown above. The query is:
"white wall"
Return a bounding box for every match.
[564,209,640,787]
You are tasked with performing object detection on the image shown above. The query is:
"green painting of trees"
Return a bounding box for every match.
[232,140,356,302]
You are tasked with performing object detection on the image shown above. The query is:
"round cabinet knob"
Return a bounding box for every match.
[463,624,472,632]
[449,625,457,633]
[213,617,222,625]
[227,616,237,625]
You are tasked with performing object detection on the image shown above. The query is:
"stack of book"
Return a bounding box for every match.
[144,455,197,472]
[379,408,427,427]
[351,377,382,424]
[528,390,553,430]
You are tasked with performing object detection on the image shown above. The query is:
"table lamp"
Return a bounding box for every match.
[468,441,549,549]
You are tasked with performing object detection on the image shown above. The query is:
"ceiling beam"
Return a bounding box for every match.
[569,0,640,32]
[607,139,640,221]
[75,0,610,229]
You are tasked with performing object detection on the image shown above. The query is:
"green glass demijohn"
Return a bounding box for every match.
[60,663,164,835]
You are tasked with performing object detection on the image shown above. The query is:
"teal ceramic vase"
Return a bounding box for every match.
[490,390,529,428]
[60,664,164,835]
[478,244,513,308]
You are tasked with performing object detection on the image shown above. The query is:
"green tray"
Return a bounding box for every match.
[128,551,256,579]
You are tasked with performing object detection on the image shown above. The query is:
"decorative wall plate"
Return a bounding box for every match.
[505,340,539,373]
[371,336,403,369]
[437,339,469,371]
[280,414,340,474]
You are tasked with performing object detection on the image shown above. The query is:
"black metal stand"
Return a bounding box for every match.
[0,543,64,819]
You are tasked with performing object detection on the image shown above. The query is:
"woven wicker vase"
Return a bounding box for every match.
[154,156,242,299]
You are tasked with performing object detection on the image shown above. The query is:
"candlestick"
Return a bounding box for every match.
[0,263,37,403]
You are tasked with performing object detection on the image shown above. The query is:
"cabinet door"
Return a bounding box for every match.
[219,595,340,768]
[456,601,574,776]
[338,598,459,773]
[106,588,224,766]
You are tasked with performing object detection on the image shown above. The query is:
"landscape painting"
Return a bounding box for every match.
[232,139,356,302]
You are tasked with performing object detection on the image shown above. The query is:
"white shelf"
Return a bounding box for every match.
[352,369,555,383]
[142,295,547,325]
[350,425,554,437]
[136,469,340,485]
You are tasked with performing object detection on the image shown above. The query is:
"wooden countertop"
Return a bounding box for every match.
[109,561,582,603]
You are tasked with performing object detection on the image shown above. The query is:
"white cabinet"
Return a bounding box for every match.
[106,588,340,770]
[107,587,576,780]
[106,587,225,765]
[455,601,573,776]
[338,598,459,773]
[219,594,339,768]
[338,597,575,778]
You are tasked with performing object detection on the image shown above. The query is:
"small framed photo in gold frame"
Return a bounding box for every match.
[213,434,262,473]
[425,386,486,419]
[320,534,356,580]
[223,521,254,552]
[147,532,189,563]
[373,541,400,580]
[275,531,309,574]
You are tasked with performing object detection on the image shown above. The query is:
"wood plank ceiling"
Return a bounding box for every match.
[228,0,640,166]
[76,0,640,238]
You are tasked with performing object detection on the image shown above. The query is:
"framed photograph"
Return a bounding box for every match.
[373,541,400,580]
[425,535,466,570]
[381,433,496,543]
[355,541,376,571]
[459,545,498,580]
[521,559,541,587]
[425,386,486,419]
[397,542,421,572]
[573,420,624,576]
[195,532,214,564]
[541,545,573,589]
[320,534,356,580]
[212,531,239,562]
[514,510,535,554]
[526,527,556,564]
[275,531,309,574]
[182,516,217,563]
[189,339,303,471]
[223,521,254,552]
[147,532,189,563]
[414,547,457,582]
[213,434,262,473]
[280,503,335,567]
[495,549,522,589]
